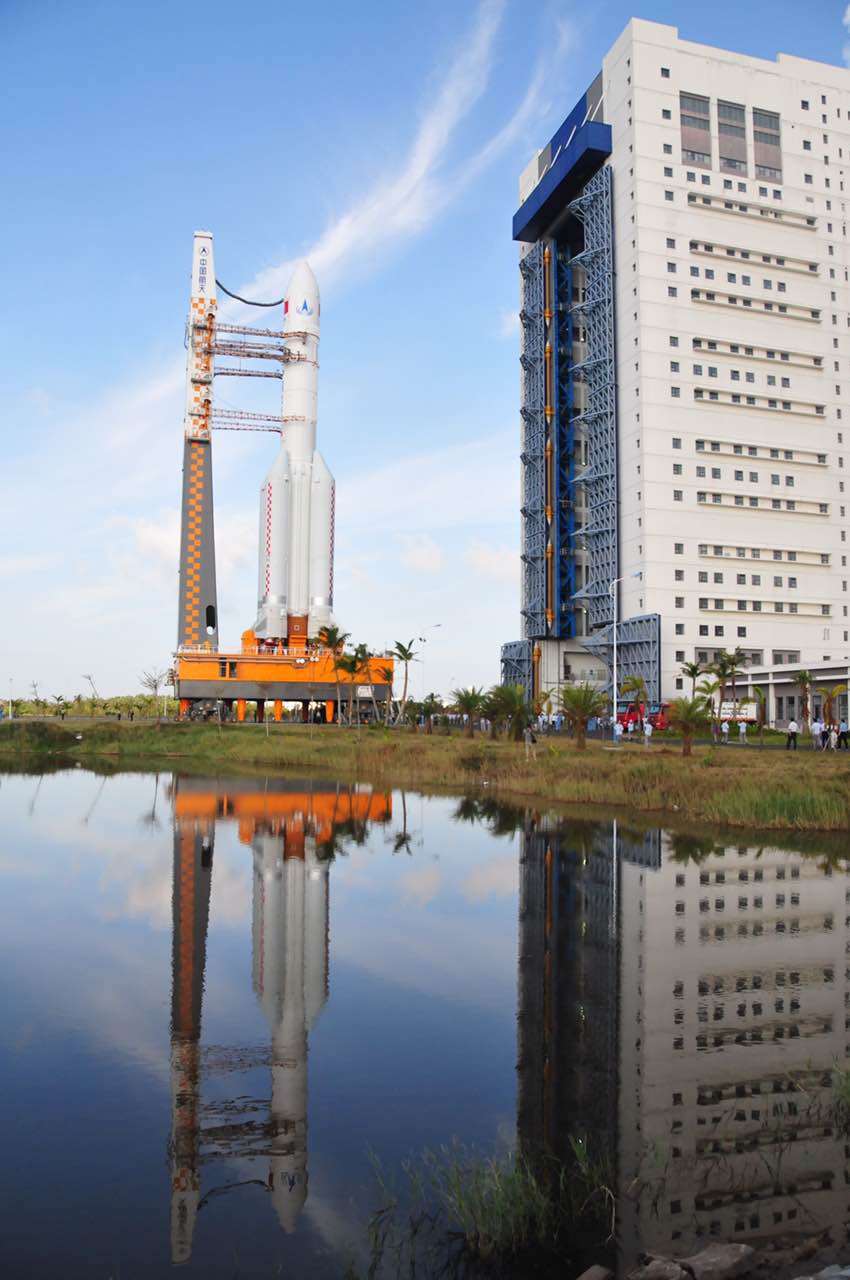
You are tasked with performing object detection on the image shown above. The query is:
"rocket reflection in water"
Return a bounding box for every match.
[167,778,391,1260]
[169,819,214,1264]
[251,821,328,1230]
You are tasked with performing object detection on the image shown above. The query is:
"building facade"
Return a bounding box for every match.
[503,19,850,709]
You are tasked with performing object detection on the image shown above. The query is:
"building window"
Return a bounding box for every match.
[661,66,670,78]
[674,490,683,501]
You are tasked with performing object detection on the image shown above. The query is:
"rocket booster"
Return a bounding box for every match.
[255,261,334,646]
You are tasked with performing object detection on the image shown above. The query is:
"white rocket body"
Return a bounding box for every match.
[252,830,329,1233]
[255,261,334,642]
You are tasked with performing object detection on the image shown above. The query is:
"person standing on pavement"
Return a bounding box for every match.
[839,718,849,749]
[738,720,748,746]
[720,719,730,746]
[614,719,624,747]
[811,717,823,750]
[643,719,653,747]
[786,718,798,751]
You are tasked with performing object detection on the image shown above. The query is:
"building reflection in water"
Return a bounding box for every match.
[518,816,850,1270]
[168,777,391,1262]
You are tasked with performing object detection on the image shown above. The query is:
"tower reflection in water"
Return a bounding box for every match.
[168,777,391,1262]
[518,816,850,1270]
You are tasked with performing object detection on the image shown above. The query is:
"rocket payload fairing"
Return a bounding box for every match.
[255,262,335,647]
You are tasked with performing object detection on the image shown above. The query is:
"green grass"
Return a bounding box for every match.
[2,718,849,831]
[360,1140,613,1279]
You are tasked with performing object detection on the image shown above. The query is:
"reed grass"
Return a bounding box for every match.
[362,1139,612,1278]
[1,719,849,831]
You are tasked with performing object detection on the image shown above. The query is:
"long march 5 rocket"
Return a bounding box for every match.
[255,262,335,648]
[177,238,334,655]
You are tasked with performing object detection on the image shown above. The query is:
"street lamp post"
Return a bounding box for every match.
[610,578,621,744]
[609,571,642,744]
[417,624,442,702]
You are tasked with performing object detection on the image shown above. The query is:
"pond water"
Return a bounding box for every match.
[0,767,847,1278]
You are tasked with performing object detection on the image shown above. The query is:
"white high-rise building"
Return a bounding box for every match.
[502,19,850,715]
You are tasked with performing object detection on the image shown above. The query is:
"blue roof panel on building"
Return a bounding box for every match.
[512,121,612,243]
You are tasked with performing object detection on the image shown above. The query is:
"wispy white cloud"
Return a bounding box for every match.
[399,863,442,907]
[463,540,518,583]
[462,854,518,902]
[338,432,516,534]
[400,533,444,575]
[498,308,520,339]
[0,552,61,577]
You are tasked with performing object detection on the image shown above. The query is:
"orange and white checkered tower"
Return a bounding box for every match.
[177,231,219,651]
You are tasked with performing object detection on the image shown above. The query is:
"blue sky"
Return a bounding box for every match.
[2,0,850,699]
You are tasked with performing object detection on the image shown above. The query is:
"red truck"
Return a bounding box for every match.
[616,701,672,730]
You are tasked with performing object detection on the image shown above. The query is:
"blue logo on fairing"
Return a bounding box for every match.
[297,299,313,315]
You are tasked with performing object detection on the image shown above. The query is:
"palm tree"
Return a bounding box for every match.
[335,652,359,726]
[794,669,813,733]
[482,685,508,739]
[392,640,418,725]
[451,686,485,737]
[500,684,534,742]
[620,674,649,722]
[553,683,608,750]
[667,696,711,757]
[377,664,394,725]
[351,643,373,726]
[711,647,748,709]
[421,692,442,736]
[752,685,767,745]
[318,625,350,725]
[697,677,721,735]
[681,660,704,697]
[356,647,382,723]
[817,682,847,726]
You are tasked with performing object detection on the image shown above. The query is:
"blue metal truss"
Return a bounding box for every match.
[583,613,662,703]
[519,243,547,639]
[568,166,618,631]
[554,250,576,638]
[501,639,532,700]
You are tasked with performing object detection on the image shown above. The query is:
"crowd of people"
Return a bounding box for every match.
[782,716,849,750]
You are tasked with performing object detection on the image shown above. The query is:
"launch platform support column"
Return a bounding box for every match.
[237,700,246,723]
[274,700,283,722]
[325,700,335,724]
[177,232,219,654]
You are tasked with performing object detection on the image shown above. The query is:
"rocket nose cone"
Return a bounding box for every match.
[271,1176,307,1233]
[285,260,319,323]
